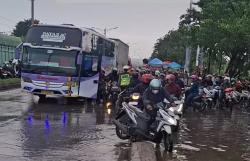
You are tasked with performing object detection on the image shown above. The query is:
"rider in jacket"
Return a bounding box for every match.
[133,74,152,94]
[165,74,182,99]
[143,79,175,130]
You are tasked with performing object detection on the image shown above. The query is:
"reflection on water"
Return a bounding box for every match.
[156,109,250,161]
[18,98,128,161]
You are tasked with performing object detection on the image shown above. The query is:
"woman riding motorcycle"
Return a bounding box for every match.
[165,74,182,99]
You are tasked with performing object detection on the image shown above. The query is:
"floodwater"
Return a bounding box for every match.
[1,89,250,161]
[0,89,130,161]
[156,108,250,161]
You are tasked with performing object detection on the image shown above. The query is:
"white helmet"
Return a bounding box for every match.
[123,65,130,70]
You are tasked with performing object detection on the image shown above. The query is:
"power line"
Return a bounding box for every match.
[0,15,16,23]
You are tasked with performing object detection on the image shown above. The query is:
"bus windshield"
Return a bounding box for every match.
[22,46,78,77]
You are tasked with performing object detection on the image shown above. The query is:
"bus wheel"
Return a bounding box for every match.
[38,95,46,103]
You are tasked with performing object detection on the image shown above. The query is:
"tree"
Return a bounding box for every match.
[152,0,250,78]
[12,19,39,39]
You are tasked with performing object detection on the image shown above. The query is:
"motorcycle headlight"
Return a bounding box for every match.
[107,108,112,115]
[131,93,140,100]
[106,102,112,108]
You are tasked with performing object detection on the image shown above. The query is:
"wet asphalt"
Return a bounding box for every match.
[0,89,250,161]
[0,89,130,161]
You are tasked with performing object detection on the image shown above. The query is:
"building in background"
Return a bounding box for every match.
[0,34,22,65]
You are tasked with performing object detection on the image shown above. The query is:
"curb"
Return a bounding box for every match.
[131,142,157,161]
[0,83,20,91]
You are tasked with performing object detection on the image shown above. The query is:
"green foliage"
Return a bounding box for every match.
[12,19,39,38]
[151,28,187,65]
[152,0,250,78]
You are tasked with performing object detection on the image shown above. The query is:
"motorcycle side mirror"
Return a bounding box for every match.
[163,99,170,104]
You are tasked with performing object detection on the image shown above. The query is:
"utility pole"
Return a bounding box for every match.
[31,0,35,25]
[184,0,193,74]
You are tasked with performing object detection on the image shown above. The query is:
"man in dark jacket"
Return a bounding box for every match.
[143,79,174,130]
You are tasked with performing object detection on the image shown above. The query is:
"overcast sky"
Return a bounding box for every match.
[0,0,191,58]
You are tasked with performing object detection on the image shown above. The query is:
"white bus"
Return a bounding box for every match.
[21,24,117,99]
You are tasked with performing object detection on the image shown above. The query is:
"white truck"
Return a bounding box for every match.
[111,39,129,73]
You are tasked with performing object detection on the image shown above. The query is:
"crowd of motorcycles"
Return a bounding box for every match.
[0,59,21,79]
[103,76,250,153]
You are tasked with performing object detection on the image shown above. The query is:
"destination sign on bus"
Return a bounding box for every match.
[26,26,82,48]
[41,32,66,43]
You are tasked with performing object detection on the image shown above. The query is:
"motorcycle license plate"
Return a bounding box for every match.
[129,102,138,106]
[41,90,53,95]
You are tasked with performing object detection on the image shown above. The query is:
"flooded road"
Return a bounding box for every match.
[1,89,250,161]
[157,109,250,161]
[0,89,130,161]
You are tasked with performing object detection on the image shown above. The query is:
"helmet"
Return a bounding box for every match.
[141,74,152,84]
[155,70,160,76]
[224,76,230,81]
[190,75,198,80]
[123,65,130,70]
[166,74,176,82]
[149,79,161,90]
[112,67,118,71]
[206,74,213,78]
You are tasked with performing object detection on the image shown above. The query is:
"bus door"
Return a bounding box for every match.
[78,55,100,98]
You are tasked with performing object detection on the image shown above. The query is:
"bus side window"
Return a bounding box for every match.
[82,55,98,76]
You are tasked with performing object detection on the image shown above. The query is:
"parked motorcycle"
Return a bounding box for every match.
[113,101,178,152]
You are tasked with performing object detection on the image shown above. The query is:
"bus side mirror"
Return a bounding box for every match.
[77,54,83,65]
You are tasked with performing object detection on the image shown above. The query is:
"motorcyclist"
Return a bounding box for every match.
[174,72,185,89]
[118,65,131,90]
[130,71,140,88]
[165,74,182,99]
[133,74,153,110]
[201,74,213,88]
[154,70,161,79]
[107,68,119,83]
[184,75,200,108]
[133,74,152,95]
[235,80,243,92]
[143,79,175,131]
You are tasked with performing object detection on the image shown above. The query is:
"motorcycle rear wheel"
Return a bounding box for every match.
[115,114,130,140]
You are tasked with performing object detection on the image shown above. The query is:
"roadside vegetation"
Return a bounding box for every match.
[152,0,250,79]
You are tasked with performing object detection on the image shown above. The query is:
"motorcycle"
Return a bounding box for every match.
[105,81,120,115]
[0,66,13,79]
[113,100,178,152]
[239,90,250,109]
[192,88,213,112]
[2,61,15,77]
[222,88,234,111]
[168,98,184,131]
[115,87,134,114]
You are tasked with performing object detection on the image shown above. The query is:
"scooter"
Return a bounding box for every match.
[113,101,177,152]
